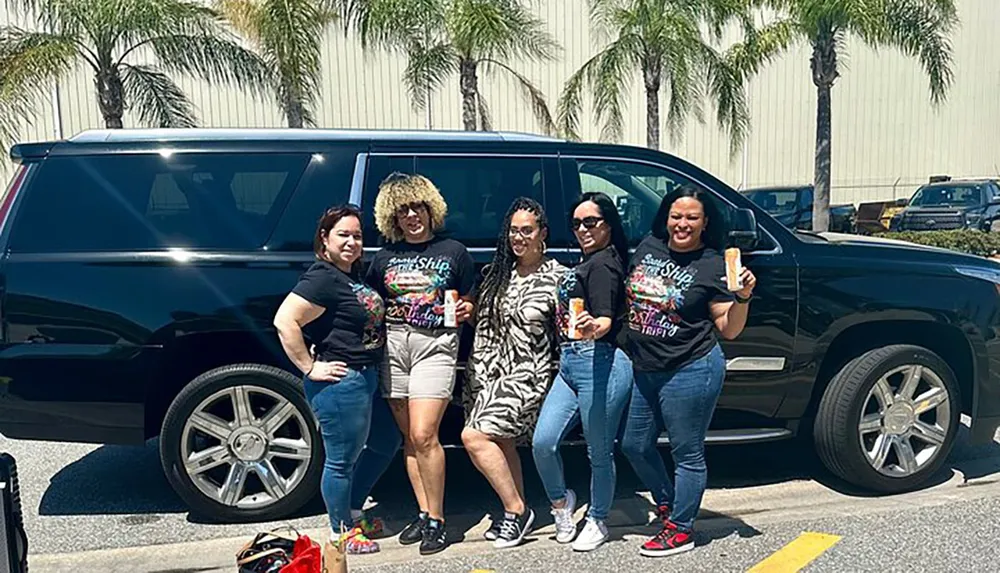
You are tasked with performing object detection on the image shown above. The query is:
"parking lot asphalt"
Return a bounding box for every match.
[9,421,1000,572]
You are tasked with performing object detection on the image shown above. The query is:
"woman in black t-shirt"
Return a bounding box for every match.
[618,187,757,559]
[531,192,635,553]
[273,205,402,556]
[365,172,475,556]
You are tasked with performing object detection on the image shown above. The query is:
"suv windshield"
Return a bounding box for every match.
[909,184,984,207]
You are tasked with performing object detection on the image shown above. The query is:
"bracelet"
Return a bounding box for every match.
[734,292,753,304]
[305,362,315,376]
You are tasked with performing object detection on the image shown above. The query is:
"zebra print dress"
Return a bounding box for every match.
[463,258,569,442]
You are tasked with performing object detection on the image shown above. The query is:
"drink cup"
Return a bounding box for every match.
[568,297,585,339]
[443,289,459,327]
[725,247,744,291]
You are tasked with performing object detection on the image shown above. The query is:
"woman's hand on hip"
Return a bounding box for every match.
[307,360,349,382]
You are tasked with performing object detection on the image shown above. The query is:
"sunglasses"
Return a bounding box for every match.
[396,201,428,216]
[572,216,604,230]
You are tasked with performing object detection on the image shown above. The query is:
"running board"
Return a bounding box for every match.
[445,428,795,449]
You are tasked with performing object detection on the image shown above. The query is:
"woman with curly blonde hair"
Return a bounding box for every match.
[364,172,475,556]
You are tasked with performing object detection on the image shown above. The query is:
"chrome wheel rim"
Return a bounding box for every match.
[858,365,951,478]
[181,385,312,509]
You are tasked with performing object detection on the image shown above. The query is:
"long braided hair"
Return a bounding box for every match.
[476,197,549,330]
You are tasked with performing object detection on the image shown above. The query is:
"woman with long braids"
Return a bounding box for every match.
[461,197,568,549]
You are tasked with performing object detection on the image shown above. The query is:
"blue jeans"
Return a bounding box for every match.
[304,365,402,530]
[620,343,726,531]
[531,340,633,521]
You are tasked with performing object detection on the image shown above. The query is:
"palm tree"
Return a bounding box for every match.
[340,0,561,133]
[558,0,781,155]
[217,0,339,128]
[0,0,271,130]
[759,0,958,232]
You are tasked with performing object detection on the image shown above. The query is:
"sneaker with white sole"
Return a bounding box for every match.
[494,508,535,549]
[551,489,578,543]
[571,517,609,552]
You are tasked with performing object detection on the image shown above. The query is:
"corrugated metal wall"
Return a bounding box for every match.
[3,0,998,206]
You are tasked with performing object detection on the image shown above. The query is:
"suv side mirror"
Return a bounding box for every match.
[728,208,759,250]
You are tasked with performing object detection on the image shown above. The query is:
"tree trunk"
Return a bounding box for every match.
[810,35,838,233]
[643,57,661,149]
[96,67,125,129]
[459,58,478,131]
[282,89,306,129]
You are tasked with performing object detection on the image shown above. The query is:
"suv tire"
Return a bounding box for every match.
[814,344,960,493]
[160,363,322,522]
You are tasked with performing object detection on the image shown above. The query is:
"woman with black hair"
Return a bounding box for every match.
[618,187,756,559]
[531,191,634,553]
[461,197,568,549]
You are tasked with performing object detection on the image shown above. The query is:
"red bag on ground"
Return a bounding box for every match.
[280,533,322,573]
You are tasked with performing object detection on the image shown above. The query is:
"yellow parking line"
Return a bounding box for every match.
[747,531,842,573]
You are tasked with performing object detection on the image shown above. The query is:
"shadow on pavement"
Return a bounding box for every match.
[35,427,1000,524]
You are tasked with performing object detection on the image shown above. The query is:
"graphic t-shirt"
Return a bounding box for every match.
[555,245,626,344]
[620,236,735,372]
[366,236,476,329]
[292,261,385,368]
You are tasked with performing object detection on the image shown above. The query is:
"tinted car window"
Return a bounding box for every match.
[268,149,359,251]
[10,153,309,252]
[565,158,776,252]
[362,155,545,248]
[745,189,802,213]
[566,158,711,246]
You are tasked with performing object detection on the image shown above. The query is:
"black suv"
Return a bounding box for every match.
[3,128,1000,523]
[891,178,1000,232]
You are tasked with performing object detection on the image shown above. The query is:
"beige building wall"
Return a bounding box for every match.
[3,0,999,207]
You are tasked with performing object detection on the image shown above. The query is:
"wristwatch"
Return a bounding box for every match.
[734,292,753,304]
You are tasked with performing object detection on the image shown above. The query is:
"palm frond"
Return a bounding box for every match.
[121,63,197,127]
[340,0,444,51]
[480,57,555,135]
[0,27,78,146]
[402,41,458,111]
[556,34,639,143]
[148,33,271,96]
[873,0,957,104]
[450,0,559,62]
[215,0,267,43]
[703,45,750,158]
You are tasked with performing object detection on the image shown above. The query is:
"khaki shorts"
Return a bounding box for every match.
[381,324,459,400]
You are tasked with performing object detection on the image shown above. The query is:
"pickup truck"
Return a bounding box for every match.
[742,185,857,233]
[1,128,999,524]
[891,178,1000,232]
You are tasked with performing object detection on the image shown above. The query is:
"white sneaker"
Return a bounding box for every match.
[551,489,578,543]
[572,517,609,552]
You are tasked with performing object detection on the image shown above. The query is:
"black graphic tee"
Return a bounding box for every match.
[366,236,476,329]
[620,236,735,373]
[292,261,386,368]
[555,245,626,344]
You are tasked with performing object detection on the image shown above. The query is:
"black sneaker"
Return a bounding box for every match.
[398,512,428,546]
[494,508,535,549]
[484,513,502,540]
[419,518,448,555]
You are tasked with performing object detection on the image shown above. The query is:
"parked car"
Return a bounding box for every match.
[890,177,1000,232]
[3,129,1000,523]
[741,185,857,233]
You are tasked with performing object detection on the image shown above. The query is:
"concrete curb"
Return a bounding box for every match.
[26,465,999,573]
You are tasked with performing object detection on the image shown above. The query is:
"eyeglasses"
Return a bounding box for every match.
[396,202,427,216]
[572,216,604,230]
[508,225,538,238]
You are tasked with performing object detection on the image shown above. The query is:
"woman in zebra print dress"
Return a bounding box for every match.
[461,197,567,549]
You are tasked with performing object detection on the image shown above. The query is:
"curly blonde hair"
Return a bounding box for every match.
[374,172,448,242]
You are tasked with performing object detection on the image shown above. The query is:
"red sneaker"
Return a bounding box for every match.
[639,522,694,558]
